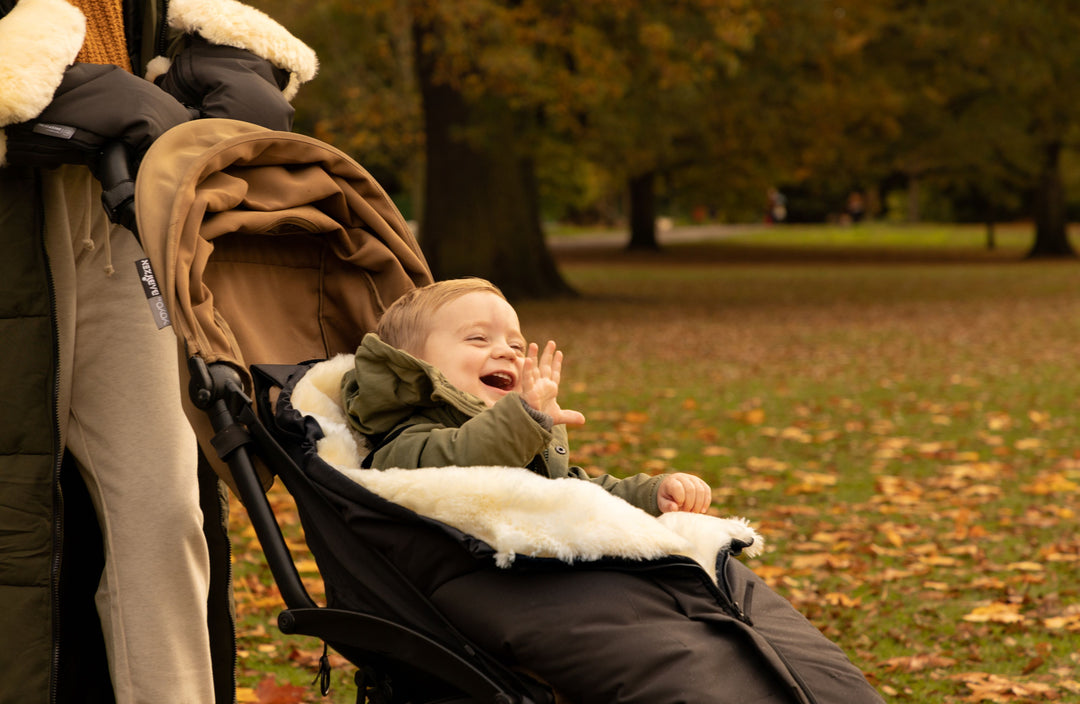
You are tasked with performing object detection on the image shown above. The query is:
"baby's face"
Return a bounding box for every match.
[418,291,527,406]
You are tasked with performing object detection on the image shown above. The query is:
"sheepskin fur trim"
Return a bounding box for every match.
[144,54,173,84]
[0,0,87,164]
[167,0,318,100]
[294,355,763,578]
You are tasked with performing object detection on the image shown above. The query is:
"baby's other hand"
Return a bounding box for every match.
[657,473,711,513]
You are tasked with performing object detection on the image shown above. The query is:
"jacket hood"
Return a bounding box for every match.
[343,333,490,437]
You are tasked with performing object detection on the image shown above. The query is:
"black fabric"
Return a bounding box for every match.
[4,63,191,171]
[156,35,294,131]
[431,567,800,704]
[199,454,237,704]
[55,454,115,704]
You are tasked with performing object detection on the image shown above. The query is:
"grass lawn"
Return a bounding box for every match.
[230,223,1080,703]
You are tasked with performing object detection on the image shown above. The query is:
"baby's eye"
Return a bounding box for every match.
[511,344,526,357]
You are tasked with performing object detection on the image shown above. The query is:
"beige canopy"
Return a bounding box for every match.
[137,118,431,375]
[135,118,432,486]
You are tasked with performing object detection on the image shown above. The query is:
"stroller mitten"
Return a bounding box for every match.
[156,35,295,131]
[3,63,191,171]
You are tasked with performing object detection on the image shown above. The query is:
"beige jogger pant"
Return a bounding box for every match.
[44,165,215,703]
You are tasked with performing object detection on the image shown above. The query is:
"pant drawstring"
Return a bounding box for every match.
[102,226,115,276]
[84,230,116,276]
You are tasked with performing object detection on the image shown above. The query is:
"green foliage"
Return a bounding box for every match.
[249,0,1080,233]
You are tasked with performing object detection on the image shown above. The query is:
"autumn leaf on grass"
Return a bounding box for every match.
[785,471,837,495]
[962,602,1025,624]
[253,676,306,704]
[951,672,1057,702]
[731,408,765,425]
[1021,472,1080,495]
[881,653,957,673]
[1043,606,1080,631]
[822,592,860,608]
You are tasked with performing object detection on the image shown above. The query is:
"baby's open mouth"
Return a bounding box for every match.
[481,372,516,391]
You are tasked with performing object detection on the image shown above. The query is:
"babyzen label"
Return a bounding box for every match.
[136,258,171,330]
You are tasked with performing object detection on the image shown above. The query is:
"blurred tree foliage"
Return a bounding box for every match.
[251,0,1080,290]
[827,0,1080,255]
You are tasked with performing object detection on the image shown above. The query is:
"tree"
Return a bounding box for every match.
[550,2,759,250]
[255,0,761,288]
[411,7,572,297]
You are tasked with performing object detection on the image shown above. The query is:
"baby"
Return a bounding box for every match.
[342,277,711,516]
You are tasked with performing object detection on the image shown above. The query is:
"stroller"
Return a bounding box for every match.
[130,119,883,704]
[128,118,552,704]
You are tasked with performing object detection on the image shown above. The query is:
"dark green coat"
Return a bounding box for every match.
[0,1,314,701]
[0,4,176,703]
[342,333,666,515]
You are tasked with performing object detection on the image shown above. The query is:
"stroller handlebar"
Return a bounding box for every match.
[98,141,138,236]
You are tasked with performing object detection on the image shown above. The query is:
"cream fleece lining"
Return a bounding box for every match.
[292,355,763,578]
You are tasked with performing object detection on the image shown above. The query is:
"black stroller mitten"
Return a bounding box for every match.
[155,35,295,131]
[4,63,192,172]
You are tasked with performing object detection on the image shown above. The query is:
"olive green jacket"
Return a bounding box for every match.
[342,333,665,515]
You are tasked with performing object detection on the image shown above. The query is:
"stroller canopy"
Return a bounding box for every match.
[135,118,432,379]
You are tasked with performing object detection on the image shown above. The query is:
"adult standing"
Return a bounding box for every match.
[0,1,317,701]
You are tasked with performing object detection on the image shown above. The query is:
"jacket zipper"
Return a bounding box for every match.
[44,192,63,704]
[155,0,170,56]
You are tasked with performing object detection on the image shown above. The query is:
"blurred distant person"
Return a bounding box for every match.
[846,190,866,223]
[766,187,787,223]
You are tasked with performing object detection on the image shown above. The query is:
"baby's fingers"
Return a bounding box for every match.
[537,340,556,374]
[557,408,586,427]
[539,340,566,383]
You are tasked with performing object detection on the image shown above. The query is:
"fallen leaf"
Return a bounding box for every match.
[254,676,306,704]
[962,602,1025,624]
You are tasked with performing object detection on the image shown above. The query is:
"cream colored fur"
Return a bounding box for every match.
[0,0,86,164]
[294,356,763,578]
[167,0,318,100]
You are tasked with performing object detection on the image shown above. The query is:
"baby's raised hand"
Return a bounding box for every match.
[521,340,586,427]
[657,473,712,513]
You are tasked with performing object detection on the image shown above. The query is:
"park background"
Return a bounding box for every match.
[232,2,1080,702]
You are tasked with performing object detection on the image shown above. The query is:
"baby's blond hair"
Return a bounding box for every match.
[378,278,507,355]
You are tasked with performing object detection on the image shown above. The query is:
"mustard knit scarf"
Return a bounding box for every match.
[69,0,132,72]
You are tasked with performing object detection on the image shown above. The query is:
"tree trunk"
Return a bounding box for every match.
[627,171,660,251]
[413,24,574,299]
[906,175,920,223]
[1028,141,1075,258]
